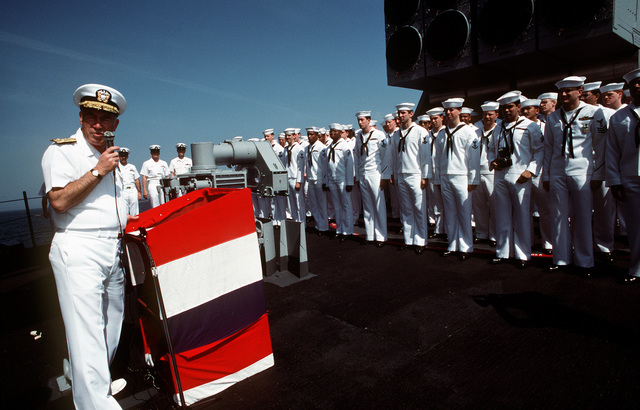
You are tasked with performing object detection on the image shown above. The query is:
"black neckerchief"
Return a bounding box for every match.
[329,139,342,162]
[307,143,314,167]
[499,118,524,156]
[627,106,640,149]
[560,106,585,158]
[445,124,465,157]
[360,130,373,156]
[398,125,414,153]
[480,125,495,155]
[287,143,296,166]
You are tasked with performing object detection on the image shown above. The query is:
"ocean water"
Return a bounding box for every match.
[0,208,53,248]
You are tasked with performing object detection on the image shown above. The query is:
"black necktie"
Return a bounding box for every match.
[627,106,640,149]
[560,107,585,158]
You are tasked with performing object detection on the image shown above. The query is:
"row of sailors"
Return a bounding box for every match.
[256,71,640,282]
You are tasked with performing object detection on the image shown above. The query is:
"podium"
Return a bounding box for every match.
[124,188,274,406]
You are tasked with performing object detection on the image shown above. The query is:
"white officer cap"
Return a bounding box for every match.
[417,115,429,122]
[355,110,371,118]
[442,98,464,108]
[497,91,521,105]
[623,68,640,84]
[427,107,444,116]
[461,107,473,114]
[583,81,602,92]
[521,99,541,108]
[600,83,625,93]
[481,102,499,112]
[73,83,127,115]
[395,102,415,111]
[176,142,187,149]
[330,123,343,130]
[119,147,130,154]
[149,144,161,150]
[284,128,295,135]
[263,128,274,135]
[384,113,395,121]
[537,92,558,101]
[555,76,586,89]
[370,120,378,126]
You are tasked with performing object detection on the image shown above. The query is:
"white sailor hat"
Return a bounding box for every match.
[426,107,444,116]
[305,127,315,132]
[149,144,161,150]
[73,84,126,115]
[330,123,343,130]
[537,92,558,101]
[442,98,464,108]
[294,128,301,133]
[623,68,640,84]
[278,133,285,138]
[395,102,415,111]
[521,99,541,108]
[417,115,430,122]
[345,124,353,130]
[461,107,473,114]
[263,128,274,135]
[555,76,586,89]
[300,135,309,141]
[481,102,499,112]
[248,138,260,142]
[284,128,295,135]
[384,113,395,121]
[583,81,602,92]
[355,110,371,118]
[497,91,521,105]
[233,136,243,140]
[600,83,625,93]
[318,127,327,134]
[370,120,378,126]
[176,142,187,149]
[119,147,130,154]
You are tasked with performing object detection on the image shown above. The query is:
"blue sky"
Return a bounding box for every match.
[0,0,422,210]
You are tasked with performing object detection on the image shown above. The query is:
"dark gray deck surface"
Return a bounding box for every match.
[2,222,639,409]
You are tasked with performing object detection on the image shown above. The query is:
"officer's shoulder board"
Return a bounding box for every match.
[51,137,76,145]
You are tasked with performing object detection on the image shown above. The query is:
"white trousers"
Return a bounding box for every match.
[549,175,593,267]
[531,175,552,251]
[122,187,139,216]
[620,176,640,277]
[397,173,427,246]
[148,181,164,208]
[428,181,445,234]
[329,181,353,235]
[493,173,532,261]
[472,173,495,241]
[49,232,125,410]
[288,179,305,222]
[592,181,616,253]
[441,175,474,253]
[360,173,387,242]
[308,180,329,231]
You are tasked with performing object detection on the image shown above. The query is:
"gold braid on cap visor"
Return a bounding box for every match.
[79,100,120,115]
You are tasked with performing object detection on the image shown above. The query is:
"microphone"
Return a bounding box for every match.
[104,131,115,149]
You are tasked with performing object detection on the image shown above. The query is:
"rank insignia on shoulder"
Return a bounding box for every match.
[51,138,77,144]
[471,140,479,149]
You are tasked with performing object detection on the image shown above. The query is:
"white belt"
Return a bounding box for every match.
[55,229,121,239]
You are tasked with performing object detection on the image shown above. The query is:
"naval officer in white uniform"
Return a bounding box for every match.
[42,83,129,409]
[118,147,141,216]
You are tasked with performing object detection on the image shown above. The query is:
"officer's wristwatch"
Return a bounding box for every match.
[90,168,103,180]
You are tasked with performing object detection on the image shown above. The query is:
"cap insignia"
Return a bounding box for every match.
[96,89,112,103]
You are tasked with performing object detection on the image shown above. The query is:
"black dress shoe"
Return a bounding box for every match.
[375,241,385,248]
[398,244,409,251]
[340,235,348,242]
[428,233,438,239]
[600,252,614,263]
[621,275,640,284]
[542,249,553,255]
[459,252,469,261]
[489,240,496,247]
[415,245,426,255]
[516,260,528,269]
[491,257,507,264]
[546,264,565,272]
[441,250,454,257]
[574,266,593,278]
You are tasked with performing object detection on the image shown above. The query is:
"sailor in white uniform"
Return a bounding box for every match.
[306,127,329,234]
[426,107,447,239]
[283,128,306,222]
[141,145,169,208]
[437,98,481,260]
[389,102,431,253]
[322,123,355,239]
[473,102,499,246]
[42,83,128,409]
[118,147,141,216]
[543,76,609,272]
[383,113,402,221]
[354,110,388,246]
[489,92,544,268]
[606,68,640,282]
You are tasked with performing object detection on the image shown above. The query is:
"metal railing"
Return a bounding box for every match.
[0,191,46,248]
